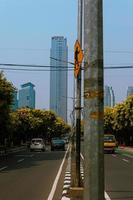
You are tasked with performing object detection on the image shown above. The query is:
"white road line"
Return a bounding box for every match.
[17,158,24,163]
[80,153,84,160]
[0,166,8,171]
[112,154,117,157]
[47,147,69,200]
[122,158,129,163]
[16,154,33,158]
[105,192,111,200]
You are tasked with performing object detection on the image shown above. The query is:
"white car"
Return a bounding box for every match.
[30,138,46,152]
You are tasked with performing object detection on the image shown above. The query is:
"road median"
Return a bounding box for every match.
[116,146,133,157]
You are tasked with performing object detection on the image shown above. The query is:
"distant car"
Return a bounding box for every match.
[104,134,117,153]
[30,138,46,152]
[63,137,69,144]
[51,138,65,151]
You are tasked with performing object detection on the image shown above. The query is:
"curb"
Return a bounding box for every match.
[61,150,84,200]
[116,147,133,157]
[61,148,71,200]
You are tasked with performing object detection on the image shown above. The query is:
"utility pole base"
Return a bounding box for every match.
[69,187,84,200]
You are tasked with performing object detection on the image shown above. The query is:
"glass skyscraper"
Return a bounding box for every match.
[50,36,68,122]
[11,90,18,111]
[104,85,115,107]
[18,82,35,109]
[127,86,133,97]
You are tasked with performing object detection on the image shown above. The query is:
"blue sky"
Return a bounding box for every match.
[104,0,133,103]
[0,0,133,113]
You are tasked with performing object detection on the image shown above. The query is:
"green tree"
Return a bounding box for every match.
[104,95,133,146]
[0,72,15,144]
[104,107,114,134]
[10,108,71,144]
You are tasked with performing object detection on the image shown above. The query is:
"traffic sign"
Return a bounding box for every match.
[74,40,84,78]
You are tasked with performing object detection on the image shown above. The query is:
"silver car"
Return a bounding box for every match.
[30,138,46,152]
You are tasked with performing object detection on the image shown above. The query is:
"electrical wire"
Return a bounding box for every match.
[104,66,133,69]
[1,62,133,72]
[0,67,73,72]
[105,50,133,54]
[0,63,73,69]
[50,57,74,65]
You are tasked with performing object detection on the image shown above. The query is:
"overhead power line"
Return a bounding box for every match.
[0,67,73,72]
[1,48,133,54]
[50,57,74,65]
[105,50,133,54]
[104,66,133,69]
[0,47,74,52]
[0,63,73,69]
[1,63,133,72]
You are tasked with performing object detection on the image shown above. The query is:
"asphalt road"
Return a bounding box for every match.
[105,152,133,200]
[0,147,66,200]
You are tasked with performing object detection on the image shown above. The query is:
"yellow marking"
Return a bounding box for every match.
[90,112,103,120]
[84,90,103,99]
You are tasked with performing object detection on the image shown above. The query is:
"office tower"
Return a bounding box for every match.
[50,36,68,122]
[104,85,115,107]
[18,82,35,109]
[110,87,115,107]
[11,90,18,111]
[127,86,133,97]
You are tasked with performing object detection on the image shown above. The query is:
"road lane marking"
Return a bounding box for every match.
[16,154,33,158]
[17,158,24,163]
[80,153,84,161]
[105,192,111,200]
[122,158,129,163]
[0,166,8,171]
[47,146,69,200]
[112,154,117,157]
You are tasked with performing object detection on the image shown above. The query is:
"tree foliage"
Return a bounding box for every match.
[0,72,15,143]
[10,108,71,145]
[104,95,133,145]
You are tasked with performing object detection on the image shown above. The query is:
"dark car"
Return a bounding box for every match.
[51,138,65,151]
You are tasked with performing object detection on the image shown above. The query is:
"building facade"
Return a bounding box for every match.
[50,36,68,122]
[11,90,18,111]
[127,86,133,97]
[18,82,35,109]
[104,85,115,107]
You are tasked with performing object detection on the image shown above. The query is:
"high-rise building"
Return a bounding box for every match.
[127,86,133,97]
[104,85,115,107]
[18,82,35,109]
[50,36,68,122]
[11,90,18,111]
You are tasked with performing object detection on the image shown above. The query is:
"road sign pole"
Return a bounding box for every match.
[84,0,104,200]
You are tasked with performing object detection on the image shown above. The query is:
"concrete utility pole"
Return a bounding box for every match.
[84,0,104,200]
[75,0,83,187]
